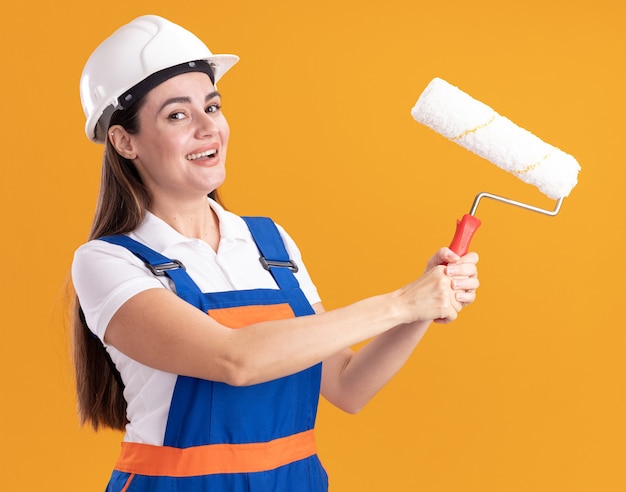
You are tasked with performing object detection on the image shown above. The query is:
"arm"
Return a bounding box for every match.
[104,248,473,387]
[320,249,479,413]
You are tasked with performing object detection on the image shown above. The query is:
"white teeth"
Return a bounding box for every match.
[186,149,217,160]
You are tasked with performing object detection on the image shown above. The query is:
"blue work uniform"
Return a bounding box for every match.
[99,217,328,491]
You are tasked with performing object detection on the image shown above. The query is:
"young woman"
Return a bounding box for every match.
[72,14,479,491]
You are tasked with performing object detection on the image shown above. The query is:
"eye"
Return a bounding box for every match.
[168,111,187,120]
[206,103,221,114]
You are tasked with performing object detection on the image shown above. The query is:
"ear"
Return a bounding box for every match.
[108,125,138,160]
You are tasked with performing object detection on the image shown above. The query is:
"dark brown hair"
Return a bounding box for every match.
[72,65,222,430]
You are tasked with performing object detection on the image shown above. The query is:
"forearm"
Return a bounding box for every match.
[108,288,413,387]
[229,262,463,385]
[322,320,431,413]
[227,293,410,385]
[107,255,468,386]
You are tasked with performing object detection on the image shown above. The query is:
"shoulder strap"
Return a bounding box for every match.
[241,216,300,290]
[98,235,203,302]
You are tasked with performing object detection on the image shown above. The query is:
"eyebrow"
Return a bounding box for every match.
[158,91,221,113]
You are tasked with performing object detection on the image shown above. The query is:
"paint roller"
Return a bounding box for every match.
[411,77,581,256]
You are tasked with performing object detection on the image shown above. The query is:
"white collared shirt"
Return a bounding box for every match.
[71,198,320,444]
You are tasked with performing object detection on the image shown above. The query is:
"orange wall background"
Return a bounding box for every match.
[1,1,623,490]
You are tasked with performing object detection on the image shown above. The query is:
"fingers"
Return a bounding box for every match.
[446,263,473,279]
[440,248,461,265]
[436,268,465,322]
[455,289,476,305]
[426,248,478,272]
[451,277,478,315]
[452,276,479,292]
[425,248,459,271]
[447,251,480,311]
[458,251,479,265]
[441,249,479,266]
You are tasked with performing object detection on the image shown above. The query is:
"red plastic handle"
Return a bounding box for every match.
[449,214,482,256]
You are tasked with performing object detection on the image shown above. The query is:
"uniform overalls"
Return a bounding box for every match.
[99,217,328,491]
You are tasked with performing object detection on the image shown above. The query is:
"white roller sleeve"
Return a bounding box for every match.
[411,77,580,199]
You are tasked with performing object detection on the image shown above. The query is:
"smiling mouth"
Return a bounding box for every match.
[186,149,217,161]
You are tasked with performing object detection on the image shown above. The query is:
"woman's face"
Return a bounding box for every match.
[120,71,230,203]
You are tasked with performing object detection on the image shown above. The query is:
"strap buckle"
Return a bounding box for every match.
[259,256,299,273]
[146,259,186,276]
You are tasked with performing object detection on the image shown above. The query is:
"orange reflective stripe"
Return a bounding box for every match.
[208,303,295,328]
[114,429,316,477]
[120,473,135,492]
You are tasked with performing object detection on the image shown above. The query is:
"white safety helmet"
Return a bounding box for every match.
[80,15,239,143]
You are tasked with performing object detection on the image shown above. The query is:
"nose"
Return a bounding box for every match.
[196,111,219,138]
